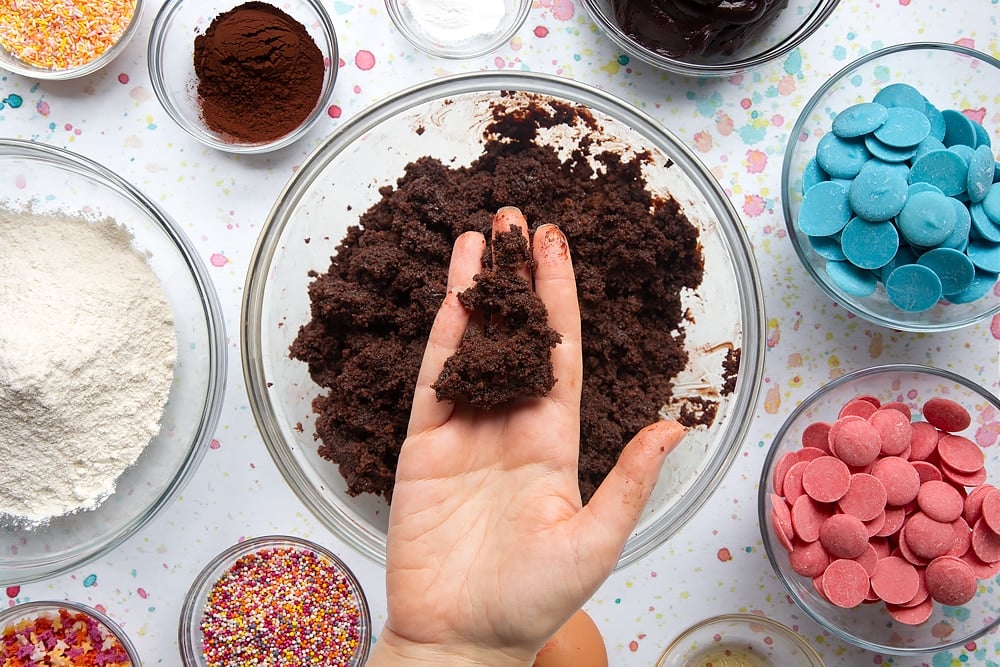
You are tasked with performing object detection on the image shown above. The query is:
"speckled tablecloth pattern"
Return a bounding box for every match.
[2,1,999,665]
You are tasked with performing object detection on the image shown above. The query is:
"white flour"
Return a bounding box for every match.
[402,0,507,44]
[0,208,177,524]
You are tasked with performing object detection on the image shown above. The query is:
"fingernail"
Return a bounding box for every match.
[537,224,569,261]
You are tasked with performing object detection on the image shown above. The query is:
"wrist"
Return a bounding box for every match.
[366,627,535,667]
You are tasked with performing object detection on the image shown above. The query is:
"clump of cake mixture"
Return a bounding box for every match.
[290,94,712,504]
[433,222,562,409]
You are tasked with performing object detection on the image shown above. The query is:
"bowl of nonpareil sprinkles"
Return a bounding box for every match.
[179,535,371,667]
[148,0,339,153]
[0,140,226,584]
[0,0,144,79]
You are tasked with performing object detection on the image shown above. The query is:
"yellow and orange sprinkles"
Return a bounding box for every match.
[0,0,137,70]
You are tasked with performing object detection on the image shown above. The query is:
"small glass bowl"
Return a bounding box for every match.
[0,600,141,666]
[656,614,824,667]
[580,0,839,77]
[242,71,765,569]
[781,43,1000,332]
[0,0,144,80]
[0,140,226,585]
[759,364,1000,655]
[179,535,372,666]
[385,0,531,59]
[147,0,339,153]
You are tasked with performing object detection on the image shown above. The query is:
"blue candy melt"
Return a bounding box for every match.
[849,158,909,221]
[802,157,828,193]
[946,270,999,304]
[942,197,972,251]
[970,203,1000,243]
[832,102,888,138]
[873,106,931,148]
[873,83,926,110]
[885,263,943,311]
[881,246,919,283]
[841,217,899,269]
[798,181,852,236]
[909,149,969,197]
[915,136,946,161]
[924,102,947,141]
[809,235,847,261]
[826,260,878,297]
[864,135,917,163]
[942,109,978,148]
[897,190,958,247]
[974,121,992,148]
[967,240,1000,273]
[917,247,976,295]
[816,133,871,178]
[967,145,995,203]
[982,185,1000,225]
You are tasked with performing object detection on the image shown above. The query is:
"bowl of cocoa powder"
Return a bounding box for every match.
[148,0,338,153]
[242,71,765,568]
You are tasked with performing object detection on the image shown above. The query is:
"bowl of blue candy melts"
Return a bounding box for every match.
[782,43,1000,332]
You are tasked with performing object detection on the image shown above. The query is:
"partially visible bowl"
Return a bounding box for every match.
[759,364,1000,655]
[384,0,531,59]
[781,43,1000,332]
[580,0,839,77]
[148,0,339,153]
[656,614,824,667]
[0,600,141,665]
[242,71,765,569]
[0,0,143,80]
[0,140,226,584]
[179,535,371,666]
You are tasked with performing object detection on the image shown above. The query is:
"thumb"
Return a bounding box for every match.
[570,420,687,575]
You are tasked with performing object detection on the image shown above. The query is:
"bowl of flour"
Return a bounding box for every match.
[0,140,226,584]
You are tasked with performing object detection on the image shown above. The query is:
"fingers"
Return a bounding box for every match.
[533,224,582,407]
[569,420,687,572]
[493,206,532,285]
[407,231,485,436]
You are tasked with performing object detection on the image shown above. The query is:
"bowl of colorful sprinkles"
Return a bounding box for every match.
[782,42,1000,331]
[759,364,1000,654]
[0,600,140,666]
[147,0,339,153]
[179,535,371,667]
[0,0,143,80]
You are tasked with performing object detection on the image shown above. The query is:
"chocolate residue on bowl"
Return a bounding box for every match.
[432,226,562,409]
[290,96,705,503]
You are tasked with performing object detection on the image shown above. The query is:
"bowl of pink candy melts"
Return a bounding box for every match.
[759,363,1000,655]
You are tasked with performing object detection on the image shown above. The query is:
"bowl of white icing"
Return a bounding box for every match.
[384,0,532,59]
[0,139,226,584]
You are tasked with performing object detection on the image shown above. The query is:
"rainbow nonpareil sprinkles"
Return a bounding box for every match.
[200,545,365,667]
[0,0,137,70]
[0,607,132,666]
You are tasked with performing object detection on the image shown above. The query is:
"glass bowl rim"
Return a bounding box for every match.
[0,0,145,80]
[241,69,766,570]
[757,362,1000,655]
[655,612,825,666]
[0,138,227,585]
[779,41,1000,332]
[146,0,340,154]
[0,599,143,665]
[383,0,532,60]
[177,534,373,666]
[578,0,841,77]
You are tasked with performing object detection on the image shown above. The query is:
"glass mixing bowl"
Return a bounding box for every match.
[242,71,765,568]
[781,43,1000,332]
[0,140,226,584]
[759,364,1000,655]
[656,614,824,667]
[580,0,840,77]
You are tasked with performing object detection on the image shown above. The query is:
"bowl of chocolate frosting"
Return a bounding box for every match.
[580,0,840,76]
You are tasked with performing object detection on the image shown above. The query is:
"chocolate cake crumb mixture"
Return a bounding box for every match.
[290,97,707,503]
[433,224,562,409]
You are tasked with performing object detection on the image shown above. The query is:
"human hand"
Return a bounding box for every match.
[367,207,686,666]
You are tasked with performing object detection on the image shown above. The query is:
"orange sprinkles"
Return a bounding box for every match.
[0,0,137,70]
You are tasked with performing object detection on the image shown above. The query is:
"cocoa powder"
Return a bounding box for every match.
[194,2,325,143]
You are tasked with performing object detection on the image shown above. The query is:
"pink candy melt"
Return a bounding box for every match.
[769,391,994,625]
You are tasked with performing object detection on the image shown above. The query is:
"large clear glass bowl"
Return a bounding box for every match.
[759,364,1000,654]
[656,614,824,667]
[242,71,765,569]
[0,140,226,584]
[580,0,840,77]
[781,43,1000,332]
